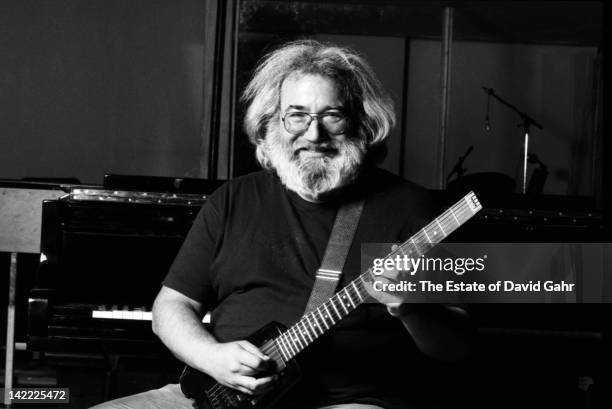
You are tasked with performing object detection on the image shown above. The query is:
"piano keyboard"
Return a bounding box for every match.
[91,306,211,324]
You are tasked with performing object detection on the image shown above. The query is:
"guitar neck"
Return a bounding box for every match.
[273,191,482,361]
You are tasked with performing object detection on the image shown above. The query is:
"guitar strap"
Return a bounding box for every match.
[303,199,365,314]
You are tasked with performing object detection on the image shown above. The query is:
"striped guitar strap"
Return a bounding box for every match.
[303,199,365,314]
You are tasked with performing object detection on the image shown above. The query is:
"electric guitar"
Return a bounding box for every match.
[180,191,482,409]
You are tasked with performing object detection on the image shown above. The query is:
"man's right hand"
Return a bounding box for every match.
[199,340,277,396]
[152,288,278,396]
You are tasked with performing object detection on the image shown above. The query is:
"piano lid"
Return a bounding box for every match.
[68,188,207,206]
[103,173,224,194]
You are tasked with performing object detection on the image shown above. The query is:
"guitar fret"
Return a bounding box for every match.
[282,333,297,357]
[358,274,371,290]
[331,297,344,316]
[274,339,289,361]
[455,210,467,224]
[294,323,304,345]
[299,320,313,343]
[311,313,323,334]
[305,314,318,336]
[286,332,298,357]
[317,308,330,330]
[323,303,335,324]
[410,238,422,256]
[449,207,460,226]
[423,229,432,243]
[288,328,302,351]
[351,281,364,302]
[338,293,350,313]
[413,240,424,255]
[344,288,356,308]
[314,316,323,335]
[463,196,473,212]
[348,285,359,306]
[436,219,446,235]
[299,326,309,348]
[441,218,454,235]
[292,327,305,350]
[274,338,288,361]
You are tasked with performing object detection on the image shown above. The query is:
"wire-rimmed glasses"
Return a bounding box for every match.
[282,111,348,135]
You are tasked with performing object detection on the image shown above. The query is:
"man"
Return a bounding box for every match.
[93,39,471,409]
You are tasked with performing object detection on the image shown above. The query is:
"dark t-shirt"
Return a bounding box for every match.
[163,167,437,408]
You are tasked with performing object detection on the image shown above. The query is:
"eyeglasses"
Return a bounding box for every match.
[281,111,348,135]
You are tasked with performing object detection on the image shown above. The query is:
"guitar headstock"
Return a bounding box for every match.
[465,191,482,213]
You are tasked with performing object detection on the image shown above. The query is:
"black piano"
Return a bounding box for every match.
[27,175,222,356]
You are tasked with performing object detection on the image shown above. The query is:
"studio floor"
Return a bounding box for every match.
[1,350,183,408]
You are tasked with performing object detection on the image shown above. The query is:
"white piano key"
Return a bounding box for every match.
[92,310,113,319]
[91,308,153,321]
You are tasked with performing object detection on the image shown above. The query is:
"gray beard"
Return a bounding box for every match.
[260,124,366,200]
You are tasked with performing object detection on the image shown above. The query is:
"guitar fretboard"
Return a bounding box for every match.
[271,191,482,361]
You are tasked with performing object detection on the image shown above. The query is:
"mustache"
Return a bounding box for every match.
[293,143,338,155]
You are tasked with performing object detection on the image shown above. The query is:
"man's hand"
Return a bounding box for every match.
[199,340,277,396]
[152,287,277,396]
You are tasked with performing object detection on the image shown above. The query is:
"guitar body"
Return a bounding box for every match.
[180,322,301,409]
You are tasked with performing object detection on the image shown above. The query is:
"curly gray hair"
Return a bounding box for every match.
[242,39,395,168]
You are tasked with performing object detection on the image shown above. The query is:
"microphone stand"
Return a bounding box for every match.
[446,145,473,185]
[481,87,544,194]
